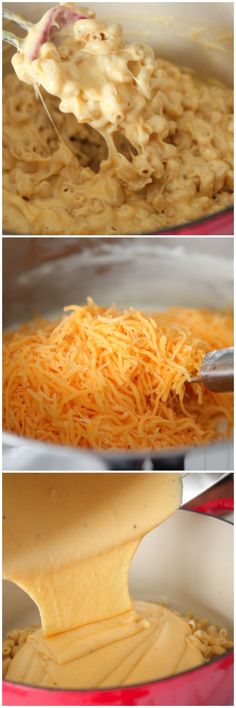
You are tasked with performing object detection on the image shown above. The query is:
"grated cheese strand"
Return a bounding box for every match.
[3,300,233,450]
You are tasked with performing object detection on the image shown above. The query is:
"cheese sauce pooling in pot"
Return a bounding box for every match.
[3,472,205,688]
[4,6,233,234]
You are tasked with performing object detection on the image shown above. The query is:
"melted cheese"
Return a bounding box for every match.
[3,472,205,688]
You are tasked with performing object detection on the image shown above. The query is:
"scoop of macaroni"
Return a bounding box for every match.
[4,5,233,234]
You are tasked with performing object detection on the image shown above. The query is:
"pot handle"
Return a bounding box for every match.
[192,498,234,515]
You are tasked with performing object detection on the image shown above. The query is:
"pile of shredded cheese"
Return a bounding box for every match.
[3,300,233,449]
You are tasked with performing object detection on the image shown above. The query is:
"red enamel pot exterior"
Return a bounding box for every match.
[3,652,233,706]
[155,209,234,236]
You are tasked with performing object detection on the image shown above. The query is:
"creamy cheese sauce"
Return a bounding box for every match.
[3,7,233,234]
[2,472,206,689]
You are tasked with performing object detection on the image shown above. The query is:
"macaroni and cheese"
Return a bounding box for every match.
[3,6,233,234]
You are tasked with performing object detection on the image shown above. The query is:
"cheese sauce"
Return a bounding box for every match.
[3,472,206,688]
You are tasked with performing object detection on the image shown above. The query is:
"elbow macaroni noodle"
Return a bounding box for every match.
[3,7,233,234]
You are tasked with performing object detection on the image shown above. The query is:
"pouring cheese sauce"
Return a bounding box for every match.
[3,472,209,688]
[3,5,233,234]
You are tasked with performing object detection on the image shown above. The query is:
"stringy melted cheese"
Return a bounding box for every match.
[3,8,233,234]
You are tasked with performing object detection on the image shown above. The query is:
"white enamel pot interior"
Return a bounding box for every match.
[3,237,234,471]
[3,2,233,235]
[3,511,234,695]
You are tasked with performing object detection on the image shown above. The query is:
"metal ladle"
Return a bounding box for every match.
[190,347,234,392]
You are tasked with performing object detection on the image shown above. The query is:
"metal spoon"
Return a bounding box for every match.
[190,347,234,392]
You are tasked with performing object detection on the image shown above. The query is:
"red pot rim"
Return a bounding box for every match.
[144,206,234,235]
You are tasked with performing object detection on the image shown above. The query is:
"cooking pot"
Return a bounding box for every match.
[3,1,234,235]
[3,509,234,705]
[3,237,234,471]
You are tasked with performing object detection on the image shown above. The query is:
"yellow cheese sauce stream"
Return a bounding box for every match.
[3,472,204,688]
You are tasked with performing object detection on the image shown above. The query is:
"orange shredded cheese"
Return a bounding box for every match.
[3,299,233,450]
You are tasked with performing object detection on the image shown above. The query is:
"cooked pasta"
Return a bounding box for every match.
[3,7,233,234]
[2,626,40,678]
[3,300,233,449]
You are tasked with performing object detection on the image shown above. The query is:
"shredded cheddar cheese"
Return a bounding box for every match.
[3,300,233,449]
